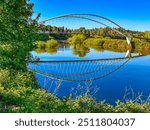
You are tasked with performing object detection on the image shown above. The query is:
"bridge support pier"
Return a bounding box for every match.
[126,36,132,45]
[125,49,132,58]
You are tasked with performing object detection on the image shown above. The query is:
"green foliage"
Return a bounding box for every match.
[103,39,127,51]
[35,39,60,54]
[36,39,59,49]
[84,38,105,47]
[0,0,40,70]
[0,0,39,43]
[0,86,60,112]
[0,68,10,86]
[68,34,87,45]
[36,41,46,48]
[0,0,40,111]
[0,85,150,113]
[35,48,58,54]
[46,39,59,48]
[114,100,150,113]
[67,35,150,57]
[36,34,50,41]
[144,31,150,39]
[49,34,68,40]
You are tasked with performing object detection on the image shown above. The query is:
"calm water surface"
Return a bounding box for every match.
[28,46,150,104]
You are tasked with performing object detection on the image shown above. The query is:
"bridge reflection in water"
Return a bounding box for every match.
[28,50,143,83]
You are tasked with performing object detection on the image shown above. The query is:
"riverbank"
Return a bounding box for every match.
[35,35,150,55]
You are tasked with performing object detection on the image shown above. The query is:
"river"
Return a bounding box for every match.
[28,45,150,104]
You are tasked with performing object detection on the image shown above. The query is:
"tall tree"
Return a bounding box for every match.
[0,0,40,70]
[0,0,39,43]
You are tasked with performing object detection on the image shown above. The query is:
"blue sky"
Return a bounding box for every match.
[31,0,150,31]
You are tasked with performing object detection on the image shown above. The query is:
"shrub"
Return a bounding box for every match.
[68,34,87,45]
[0,86,60,112]
[84,38,105,47]
[0,86,150,113]
[0,68,10,86]
[46,39,59,48]
[36,39,59,49]
[36,41,46,48]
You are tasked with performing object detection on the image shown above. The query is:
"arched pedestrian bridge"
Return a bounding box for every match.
[39,13,132,45]
[30,14,143,83]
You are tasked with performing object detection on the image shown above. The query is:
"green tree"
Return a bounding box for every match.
[0,0,39,43]
[0,0,39,70]
[68,34,87,45]
[144,31,150,39]
[52,26,58,32]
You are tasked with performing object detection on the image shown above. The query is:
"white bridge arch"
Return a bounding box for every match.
[39,13,132,45]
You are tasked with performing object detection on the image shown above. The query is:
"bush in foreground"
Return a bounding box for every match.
[0,84,150,113]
